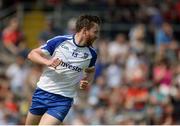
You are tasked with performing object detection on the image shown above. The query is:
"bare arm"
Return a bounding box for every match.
[28,47,61,68]
[84,67,95,84]
[80,67,95,90]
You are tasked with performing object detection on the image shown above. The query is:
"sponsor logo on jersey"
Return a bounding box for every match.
[57,60,82,72]
[61,43,69,50]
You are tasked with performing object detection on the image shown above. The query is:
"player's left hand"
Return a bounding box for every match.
[80,77,89,90]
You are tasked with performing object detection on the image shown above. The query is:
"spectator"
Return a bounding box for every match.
[153,58,173,87]
[155,22,174,51]
[5,51,30,96]
[129,24,146,54]
[65,17,77,34]
[2,17,24,55]
[108,33,129,64]
[38,16,62,45]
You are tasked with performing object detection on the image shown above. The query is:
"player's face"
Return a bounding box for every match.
[85,23,100,46]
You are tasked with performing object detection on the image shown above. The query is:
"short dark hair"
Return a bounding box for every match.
[75,15,101,32]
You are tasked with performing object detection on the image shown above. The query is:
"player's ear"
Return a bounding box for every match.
[83,27,89,35]
[81,27,86,35]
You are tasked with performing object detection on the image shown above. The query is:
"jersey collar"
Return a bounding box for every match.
[73,34,86,48]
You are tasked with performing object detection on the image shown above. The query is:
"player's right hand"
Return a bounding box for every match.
[47,58,62,69]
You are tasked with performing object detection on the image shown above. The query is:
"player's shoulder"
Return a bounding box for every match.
[47,34,73,43]
[88,46,97,57]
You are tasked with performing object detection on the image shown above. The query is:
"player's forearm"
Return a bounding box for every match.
[87,74,94,84]
[28,49,50,66]
[84,67,95,84]
[80,71,95,90]
[84,71,95,84]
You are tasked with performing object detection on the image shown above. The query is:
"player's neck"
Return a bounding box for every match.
[74,33,87,47]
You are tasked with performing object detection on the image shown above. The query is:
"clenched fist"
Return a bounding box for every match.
[80,77,89,90]
[47,58,62,69]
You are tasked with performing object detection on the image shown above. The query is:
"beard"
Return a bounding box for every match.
[86,40,93,46]
[86,37,97,46]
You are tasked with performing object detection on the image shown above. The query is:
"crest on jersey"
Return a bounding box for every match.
[83,53,89,59]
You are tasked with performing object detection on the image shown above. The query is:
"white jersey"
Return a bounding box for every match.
[37,34,97,98]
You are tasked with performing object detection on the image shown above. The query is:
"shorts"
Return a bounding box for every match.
[29,87,73,122]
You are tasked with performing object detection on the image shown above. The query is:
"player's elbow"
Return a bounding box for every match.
[27,50,35,61]
[27,51,32,60]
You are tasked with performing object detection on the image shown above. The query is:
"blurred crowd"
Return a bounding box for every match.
[0,0,180,125]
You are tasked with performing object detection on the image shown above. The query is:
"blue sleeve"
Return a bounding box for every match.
[41,36,70,55]
[156,31,164,46]
[88,47,97,67]
[156,30,172,46]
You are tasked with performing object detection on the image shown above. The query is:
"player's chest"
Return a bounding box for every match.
[53,43,91,67]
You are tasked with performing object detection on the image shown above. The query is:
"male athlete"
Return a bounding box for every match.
[25,15,101,125]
